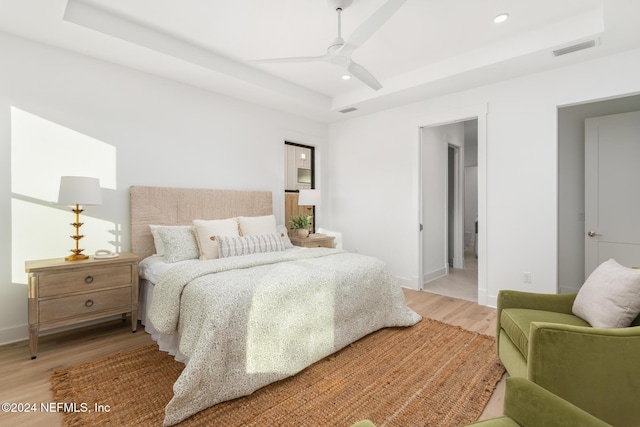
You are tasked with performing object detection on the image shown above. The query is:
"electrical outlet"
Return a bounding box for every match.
[523,272,532,284]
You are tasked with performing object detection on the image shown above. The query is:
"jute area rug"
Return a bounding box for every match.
[51,318,505,427]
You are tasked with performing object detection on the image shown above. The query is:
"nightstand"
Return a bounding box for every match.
[290,234,335,248]
[25,252,139,359]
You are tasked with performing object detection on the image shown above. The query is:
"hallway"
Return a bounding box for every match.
[421,245,478,302]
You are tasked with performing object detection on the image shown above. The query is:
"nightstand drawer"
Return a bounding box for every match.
[290,235,335,248]
[306,241,328,247]
[39,287,132,324]
[25,252,139,359]
[39,265,132,297]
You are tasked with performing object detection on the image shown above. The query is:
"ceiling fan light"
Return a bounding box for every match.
[493,13,509,24]
[342,74,351,80]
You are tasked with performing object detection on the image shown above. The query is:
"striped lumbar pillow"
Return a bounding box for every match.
[215,233,285,258]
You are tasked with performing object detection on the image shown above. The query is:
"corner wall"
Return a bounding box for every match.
[327,47,640,306]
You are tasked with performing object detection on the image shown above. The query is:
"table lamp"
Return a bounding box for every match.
[58,176,102,261]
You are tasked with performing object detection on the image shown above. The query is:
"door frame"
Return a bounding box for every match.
[415,103,488,306]
[448,142,464,270]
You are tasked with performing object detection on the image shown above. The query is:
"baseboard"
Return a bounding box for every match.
[452,256,464,269]
[0,324,28,346]
[423,266,447,285]
[396,276,420,290]
[485,291,497,308]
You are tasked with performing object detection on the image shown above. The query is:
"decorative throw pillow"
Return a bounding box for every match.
[572,259,640,328]
[192,218,240,260]
[157,227,200,263]
[149,225,190,256]
[216,233,285,258]
[238,215,277,236]
[277,224,294,249]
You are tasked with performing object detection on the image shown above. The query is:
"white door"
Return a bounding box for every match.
[585,111,640,276]
[421,125,448,283]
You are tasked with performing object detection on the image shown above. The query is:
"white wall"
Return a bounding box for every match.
[327,47,640,306]
[0,33,328,345]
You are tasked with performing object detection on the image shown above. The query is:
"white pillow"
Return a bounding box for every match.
[238,215,277,236]
[149,225,190,256]
[277,224,293,249]
[157,227,200,263]
[192,218,240,260]
[216,233,285,258]
[572,259,640,328]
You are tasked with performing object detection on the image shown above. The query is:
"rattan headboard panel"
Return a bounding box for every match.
[130,186,273,259]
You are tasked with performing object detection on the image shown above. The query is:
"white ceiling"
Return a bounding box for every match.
[2,0,640,122]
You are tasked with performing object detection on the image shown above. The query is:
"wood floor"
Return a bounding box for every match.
[0,289,505,426]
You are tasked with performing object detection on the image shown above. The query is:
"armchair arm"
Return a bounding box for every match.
[496,291,577,350]
[497,290,576,315]
[503,377,612,427]
[527,322,640,426]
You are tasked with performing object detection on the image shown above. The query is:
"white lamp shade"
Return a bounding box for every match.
[58,176,103,206]
[298,189,321,206]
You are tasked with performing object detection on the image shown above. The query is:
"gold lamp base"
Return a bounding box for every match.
[65,204,89,262]
[65,252,89,261]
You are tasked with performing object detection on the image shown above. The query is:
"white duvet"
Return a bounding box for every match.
[148,247,421,426]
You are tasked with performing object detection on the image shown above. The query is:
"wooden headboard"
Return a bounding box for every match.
[130,186,273,259]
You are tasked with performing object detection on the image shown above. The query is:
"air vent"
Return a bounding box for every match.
[339,107,358,114]
[553,40,596,57]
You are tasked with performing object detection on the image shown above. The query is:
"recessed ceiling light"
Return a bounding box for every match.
[342,74,351,80]
[493,13,509,24]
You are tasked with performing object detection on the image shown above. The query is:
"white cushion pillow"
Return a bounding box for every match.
[572,259,640,328]
[238,215,277,236]
[157,227,200,263]
[216,233,285,258]
[149,225,190,256]
[192,218,240,260]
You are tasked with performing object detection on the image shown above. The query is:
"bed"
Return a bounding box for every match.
[130,186,421,426]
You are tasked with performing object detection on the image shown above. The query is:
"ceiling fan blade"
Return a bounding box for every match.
[339,0,407,57]
[251,54,329,64]
[348,60,383,90]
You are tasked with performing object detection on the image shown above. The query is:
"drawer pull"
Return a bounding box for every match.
[84,276,94,284]
[85,299,94,307]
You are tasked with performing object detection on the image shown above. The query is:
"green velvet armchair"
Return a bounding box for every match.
[467,377,612,427]
[497,290,640,427]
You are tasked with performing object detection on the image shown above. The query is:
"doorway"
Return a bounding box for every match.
[584,111,640,275]
[420,119,479,302]
[557,94,640,294]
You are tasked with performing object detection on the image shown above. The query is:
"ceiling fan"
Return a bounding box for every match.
[252,0,407,91]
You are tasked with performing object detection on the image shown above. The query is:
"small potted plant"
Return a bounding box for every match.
[290,214,313,238]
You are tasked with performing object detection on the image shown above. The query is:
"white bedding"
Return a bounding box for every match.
[139,254,199,284]
[146,248,421,426]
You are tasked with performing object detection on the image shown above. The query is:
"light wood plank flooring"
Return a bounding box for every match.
[0,290,505,426]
